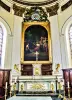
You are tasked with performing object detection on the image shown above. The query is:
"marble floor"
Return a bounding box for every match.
[7,96,52,100]
[7,96,63,100]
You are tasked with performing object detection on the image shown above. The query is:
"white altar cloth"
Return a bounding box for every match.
[7,96,52,100]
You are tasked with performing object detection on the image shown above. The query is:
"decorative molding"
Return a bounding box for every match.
[13,5,48,20]
[13,4,25,17]
[13,0,57,6]
[32,64,42,76]
[46,3,59,16]
[13,3,59,17]
[0,0,72,17]
[23,7,48,22]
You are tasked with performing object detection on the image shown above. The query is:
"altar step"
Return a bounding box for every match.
[16,92,59,97]
[16,94,63,100]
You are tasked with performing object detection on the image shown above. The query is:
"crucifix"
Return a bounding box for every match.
[35,51,39,61]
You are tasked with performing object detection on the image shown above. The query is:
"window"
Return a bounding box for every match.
[68,25,72,58]
[0,25,3,66]
[0,22,7,68]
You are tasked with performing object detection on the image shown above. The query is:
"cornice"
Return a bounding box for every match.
[46,3,59,16]
[12,0,57,6]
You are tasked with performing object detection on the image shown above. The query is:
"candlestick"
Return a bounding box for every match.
[10,85,12,97]
[68,87,70,99]
[5,88,7,100]
[5,82,7,100]
[13,83,16,96]
[63,85,66,100]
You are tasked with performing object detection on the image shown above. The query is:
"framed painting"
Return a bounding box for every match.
[21,21,52,64]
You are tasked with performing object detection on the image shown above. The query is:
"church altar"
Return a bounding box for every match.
[18,75,57,92]
[11,63,63,95]
[12,74,63,94]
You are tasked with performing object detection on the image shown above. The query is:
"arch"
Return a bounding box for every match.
[0,17,12,68]
[0,17,12,36]
[0,21,7,68]
[61,16,72,35]
[0,25,3,66]
[61,16,72,67]
[68,24,72,58]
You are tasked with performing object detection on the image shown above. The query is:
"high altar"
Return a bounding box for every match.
[12,7,62,94]
[12,20,62,93]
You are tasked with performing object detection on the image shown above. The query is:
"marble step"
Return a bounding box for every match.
[16,93,59,97]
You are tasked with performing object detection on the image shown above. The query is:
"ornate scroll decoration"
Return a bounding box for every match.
[13,0,57,6]
[31,83,44,90]
[23,7,48,22]
[46,3,59,16]
[13,4,25,17]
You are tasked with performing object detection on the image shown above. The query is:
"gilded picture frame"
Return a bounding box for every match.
[21,21,52,64]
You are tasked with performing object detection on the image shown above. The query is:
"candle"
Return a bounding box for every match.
[58,78,60,83]
[10,75,12,84]
[6,82,7,89]
[15,77,17,83]
[68,82,69,88]
[62,79,64,85]
[22,13,24,18]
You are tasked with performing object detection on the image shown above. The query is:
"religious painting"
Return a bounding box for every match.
[24,25,48,61]
[21,22,52,64]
